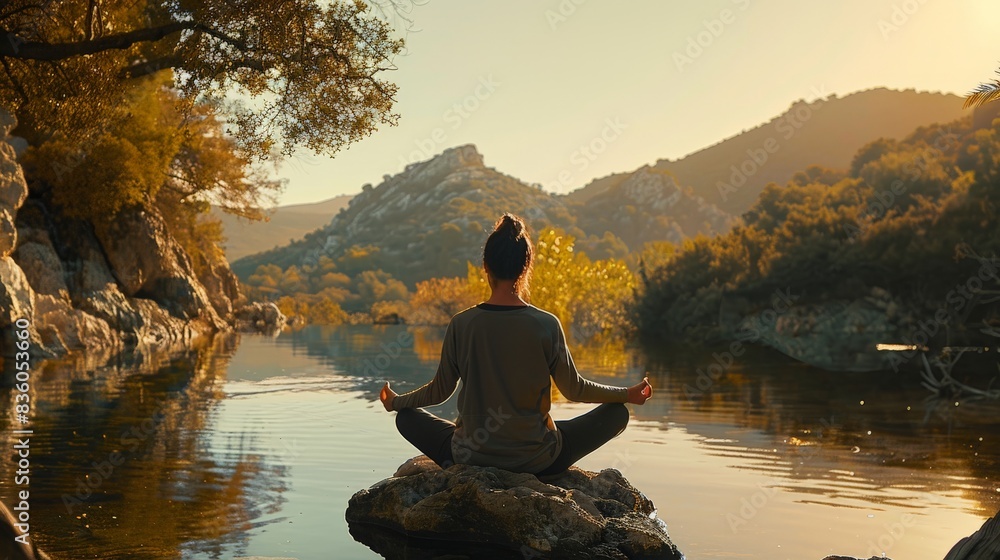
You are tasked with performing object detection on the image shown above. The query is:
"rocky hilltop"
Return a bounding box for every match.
[0,110,273,365]
[232,144,580,284]
[232,144,736,286]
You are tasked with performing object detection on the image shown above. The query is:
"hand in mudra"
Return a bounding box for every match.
[380,381,397,412]
[627,376,653,405]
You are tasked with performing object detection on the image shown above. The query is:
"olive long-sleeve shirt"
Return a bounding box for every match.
[391,303,628,473]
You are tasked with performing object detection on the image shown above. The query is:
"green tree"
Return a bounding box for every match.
[1,0,402,160]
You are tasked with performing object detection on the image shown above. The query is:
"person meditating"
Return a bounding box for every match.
[379,213,652,475]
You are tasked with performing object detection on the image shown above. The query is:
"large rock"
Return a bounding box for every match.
[91,202,228,332]
[944,510,1000,560]
[720,287,914,372]
[0,109,27,258]
[192,244,245,322]
[346,455,683,560]
[49,214,145,334]
[234,301,286,335]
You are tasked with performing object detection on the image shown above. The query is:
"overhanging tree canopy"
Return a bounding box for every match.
[0,0,402,160]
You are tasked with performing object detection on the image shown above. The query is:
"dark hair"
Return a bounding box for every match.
[483,213,533,297]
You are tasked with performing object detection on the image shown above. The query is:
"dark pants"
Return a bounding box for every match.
[394,403,629,475]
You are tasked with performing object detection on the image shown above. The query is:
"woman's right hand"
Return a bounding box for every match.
[380,381,397,412]
[626,376,652,405]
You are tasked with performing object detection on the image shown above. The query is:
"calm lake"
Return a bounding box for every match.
[2,324,998,559]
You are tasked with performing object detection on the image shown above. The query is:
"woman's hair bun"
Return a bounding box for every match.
[483,212,533,297]
[497,213,523,238]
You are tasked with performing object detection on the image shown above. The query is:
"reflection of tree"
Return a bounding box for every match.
[0,332,290,559]
[641,343,1000,517]
[410,326,445,364]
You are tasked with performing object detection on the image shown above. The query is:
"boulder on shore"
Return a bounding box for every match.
[345,455,683,560]
[233,301,286,334]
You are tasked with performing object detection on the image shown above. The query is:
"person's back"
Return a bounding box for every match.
[400,303,628,472]
[380,213,651,475]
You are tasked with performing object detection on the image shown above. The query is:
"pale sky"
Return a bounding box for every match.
[272,0,1000,205]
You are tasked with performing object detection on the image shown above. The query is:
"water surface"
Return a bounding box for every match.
[1,324,998,559]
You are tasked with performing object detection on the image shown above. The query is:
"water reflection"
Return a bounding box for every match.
[0,325,997,559]
[641,343,1000,518]
[0,334,289,559]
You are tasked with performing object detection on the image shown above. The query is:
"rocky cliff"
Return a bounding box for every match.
[0,110,262,364]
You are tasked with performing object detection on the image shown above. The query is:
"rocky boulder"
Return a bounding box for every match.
[718,287,916,372]
[91,202,228,331]
[0,107,27,259]
[234,301,286,334]
[345,455,683,560]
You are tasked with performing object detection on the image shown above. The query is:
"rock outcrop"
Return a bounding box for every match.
[231,144,580,287]
[0,108,256,361]
[346,455,683,560]
[233,301,286,335]
[717,287,917,372]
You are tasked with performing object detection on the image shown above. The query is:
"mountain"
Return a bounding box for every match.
[212,194,352,261]
[231,145,577,285]
[230,88,969,293]
[230,145,739,288]
[565,88,966,215]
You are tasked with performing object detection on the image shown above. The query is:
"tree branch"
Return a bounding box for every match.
[0,20,249,61]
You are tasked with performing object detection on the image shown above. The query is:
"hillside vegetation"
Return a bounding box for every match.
[633,113,1000,342]
[233,144,732,318]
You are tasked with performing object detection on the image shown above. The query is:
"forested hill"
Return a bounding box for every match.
[230,145,575,286]
[230,144,735,294]
[633,110,1000,354]
[566,88,966,215]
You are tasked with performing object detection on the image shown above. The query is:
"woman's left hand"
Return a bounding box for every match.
[380,381,398,412]
[626,376,652,405]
